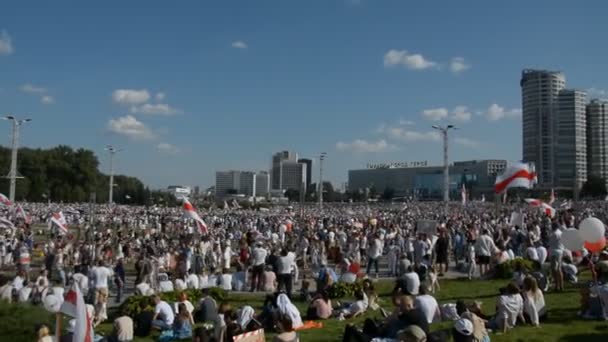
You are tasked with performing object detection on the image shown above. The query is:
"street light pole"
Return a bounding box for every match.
[3,115,32,202]
[432,125,457,205]
[319,152,327,210]
[105,145,122,205]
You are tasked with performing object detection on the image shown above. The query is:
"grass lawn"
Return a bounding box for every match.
[3,275,608,342]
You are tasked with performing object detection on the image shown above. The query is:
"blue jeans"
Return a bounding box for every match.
[152,319,172,331]
[366,258,379,275]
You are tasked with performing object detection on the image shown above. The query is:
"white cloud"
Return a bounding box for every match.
[130,103,178,115]
[112,89,150,105]
[41,95,54,104]
[454,137,481,148]
[386,127,440,142]
[422,107,449,121]
[157,142,180,154]
[231,40,248,49]
[383,49,437,70]
[451,106,472,122]
[449,57,470,73]
[107,115,155,140]
[399,119,415,126]
[0,30,14,56]
[336,139,395,153]
[485,104,522,121]
[20,84,47,94]
[155,92,165,101]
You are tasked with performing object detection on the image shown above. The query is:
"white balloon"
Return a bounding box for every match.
[43,294,61,313]
[579,217,605,243]
[562,228,585,252]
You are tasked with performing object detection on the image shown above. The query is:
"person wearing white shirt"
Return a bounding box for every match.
[277,248,296,297]
[366,234,382,278]
[415,287,441,324]
[151,295,175,331]
[219,270,233,291]
[222,244,232,270]
[475,230,498,276]
[91,260,113,305]
[396,267,420,296]
[186,272,199,289]
[250,243,268,292]
[549,226,565,292]
[522,277,546,326]
[493,283,524,333]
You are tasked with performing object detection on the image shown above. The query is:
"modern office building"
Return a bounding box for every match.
[255,171,270,197]
[271,151,298,190]
[348,159,506,200]
[215,171,242,198]
[298,158,313,191]
[521,69,587,190]
[587,99,608,184]
[280,160,307,192]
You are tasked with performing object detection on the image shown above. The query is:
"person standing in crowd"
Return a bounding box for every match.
[114,258,126,304]
[366,233,382,278]
[277,248,296,298]
[250,242,268,292]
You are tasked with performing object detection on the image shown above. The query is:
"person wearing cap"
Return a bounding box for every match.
[456,300,489,342]
[452,318,475,342]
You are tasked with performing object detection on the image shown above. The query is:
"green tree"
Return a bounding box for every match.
[284,188,300,202]
[581,175,608,198]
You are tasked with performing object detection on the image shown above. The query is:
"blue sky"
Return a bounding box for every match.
[1,0,608,189]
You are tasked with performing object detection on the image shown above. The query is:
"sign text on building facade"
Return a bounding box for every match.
[367,161,428,169]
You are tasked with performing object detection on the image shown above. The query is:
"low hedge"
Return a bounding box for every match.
[326,281,363,299]
[119,287,227,317]
[494,258,535,279]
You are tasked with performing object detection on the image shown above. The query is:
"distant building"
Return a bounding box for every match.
[167,185,191,199]
[348,159,506,199]
[520,69,587,190]
[216,170,269,198]
[587,99,608,185]
[271,151,298,190]
[280,160,307,192]
[255,171,270,197]
[298,158,313,191]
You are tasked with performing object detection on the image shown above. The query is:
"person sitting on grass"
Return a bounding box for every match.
[455,300,489,342]
[336,289,369,319]
[414,286,441,324]
[452,318,475,342]
[307,291,332,320]
[174,291,195,315]
[172,303,194,340]
[273,317,300,342]
[579,261,608,320]
[394,266,420,296]
[522,276,546,327]
[195,288,218,323]
[151,294,175,331]
[276,293,303,328]
[487,283,524,334]
[35,324,53,342]
[134,299,154,338]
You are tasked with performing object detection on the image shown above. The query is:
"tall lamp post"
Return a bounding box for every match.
[318,152,327,210]
[432,125,457,205]
[3,115,32,202]
[105,145,122,204]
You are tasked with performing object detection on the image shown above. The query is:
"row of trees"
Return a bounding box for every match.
[0,145,152,204]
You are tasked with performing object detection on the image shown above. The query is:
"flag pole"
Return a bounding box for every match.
[55,312,62,341]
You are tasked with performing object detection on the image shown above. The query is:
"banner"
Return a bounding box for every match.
[416,220,438,235]
[510,212,524,228]
[233,329,265,342]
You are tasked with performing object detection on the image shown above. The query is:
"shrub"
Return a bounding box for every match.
[119,287,227,317]
[494,258,535,279]
[0,301,55,342]
[326,282,363,299]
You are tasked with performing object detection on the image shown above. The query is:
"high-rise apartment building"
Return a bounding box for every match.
[555,89,587,189]
[521,69,587,190]
[215,170,268,198]
[215,171,241,198]
[587,99,608,184]
[521,69,566,187]
[271,151,298,190]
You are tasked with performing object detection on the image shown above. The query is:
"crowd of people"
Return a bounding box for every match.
[1,199,608,342]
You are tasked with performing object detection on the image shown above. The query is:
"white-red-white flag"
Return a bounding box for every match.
[60,283,94,342]
[50,211,68,235]
[183,199,208,233]
[15,205,31,224]
[524,198,556,218]
[494,162,537,194]
[0,193,11,206]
